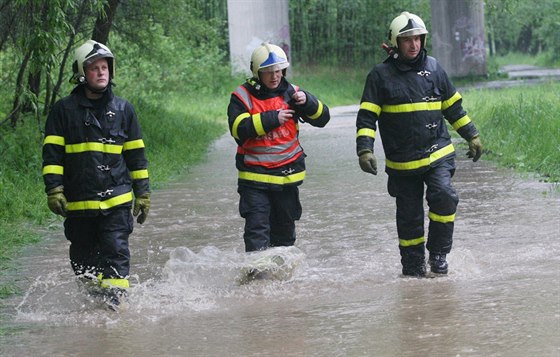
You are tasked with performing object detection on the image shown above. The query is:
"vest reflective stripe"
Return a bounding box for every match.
[239,170,306,185]
[42,165,64,175]
[242,140,303,168]
[382,101,442,113]
[399,236,426,247]
[65,142,123,154]
[66,191,133,211]
[234,84,303,168]
[428,211,456,223]
[386,143,455,171]
[233,86,253,111]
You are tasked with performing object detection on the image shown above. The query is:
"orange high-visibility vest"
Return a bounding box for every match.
[233,85,303,168]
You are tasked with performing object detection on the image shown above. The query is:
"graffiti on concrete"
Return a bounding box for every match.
[453,16,485,64]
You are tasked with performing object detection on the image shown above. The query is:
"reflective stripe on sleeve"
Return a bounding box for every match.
[442,92,461,110]
[42,165,64,175]
[43,135,65,146]
[357,128,376,139]
[360,102,381,116]
[451,115,472,131]
[308,100,324,120]
[130,169,149,180]
[232,113,250,139]
[123,139,145,151]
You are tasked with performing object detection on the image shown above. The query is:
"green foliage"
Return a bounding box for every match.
[464,81,560,182]
[289,0,431,66]
[485,0,560,62]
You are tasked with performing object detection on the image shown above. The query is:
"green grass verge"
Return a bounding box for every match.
[463,81,560,183]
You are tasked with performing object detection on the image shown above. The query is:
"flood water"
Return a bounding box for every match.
[1,105,559,356]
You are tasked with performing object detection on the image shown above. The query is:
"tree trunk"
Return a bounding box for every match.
[92,0,120,44]
[8,50,32,127]
[46,0,90,113]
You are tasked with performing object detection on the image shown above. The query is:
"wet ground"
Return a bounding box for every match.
[1,105,559,356]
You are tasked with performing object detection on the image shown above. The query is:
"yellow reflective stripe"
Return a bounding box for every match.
[383,101,441,113]
[442,92,461,110]
[65,142,123,154]
[429,211,456,223]
[308,100,324,120]
[238,171,305,185]
[232,112,250,140]
[43,135,65,146]
[357,128,376,139]
[42,165,64,175]
[451,115,472,131]
[130,169,149,180]
[97,275,129,289]
[123,139,145,151]
[399,236,425,247]
[252,113,265,136]
[66,192,133,211]
[386,144,455,170]
[360,101,381,116]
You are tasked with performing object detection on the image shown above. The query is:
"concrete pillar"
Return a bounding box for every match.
[430,0,487,77]
[227,0,291,76]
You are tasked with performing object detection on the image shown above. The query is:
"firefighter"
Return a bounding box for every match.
[227,42,330,252]
[356,12,483,277]
[42,40,150,305]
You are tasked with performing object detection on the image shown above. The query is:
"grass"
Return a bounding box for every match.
[463,81,560,182]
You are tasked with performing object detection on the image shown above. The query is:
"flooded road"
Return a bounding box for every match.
[1,105,559,356]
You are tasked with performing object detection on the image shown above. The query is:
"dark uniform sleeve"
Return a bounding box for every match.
[356,70,381,156]
[227,93,283,144]
[293,90,330,128]
[438,65,479,141]
[122,101,150,196]
[42,101,66,193]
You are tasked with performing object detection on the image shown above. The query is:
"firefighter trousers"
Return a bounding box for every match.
[387,159,459,268]
[238,186,302,252]
[63,207,133,279]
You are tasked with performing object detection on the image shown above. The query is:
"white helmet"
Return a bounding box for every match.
[250,42,289,78]
[70,40,115,84]
[388,12,428,48]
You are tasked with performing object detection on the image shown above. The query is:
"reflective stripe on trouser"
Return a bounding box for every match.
[388,159,458,266]
[238,186,302,252]
[64,207,133,279]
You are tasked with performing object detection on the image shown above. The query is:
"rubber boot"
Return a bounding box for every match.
[429,254,448,274]
[400,245,426,277]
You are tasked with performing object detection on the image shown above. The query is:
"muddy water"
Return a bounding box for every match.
[1,106,559,356]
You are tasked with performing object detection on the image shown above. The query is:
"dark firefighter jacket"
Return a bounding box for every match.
[42,86,150,217]
[356,50,479,176]
[227,77,330,190]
